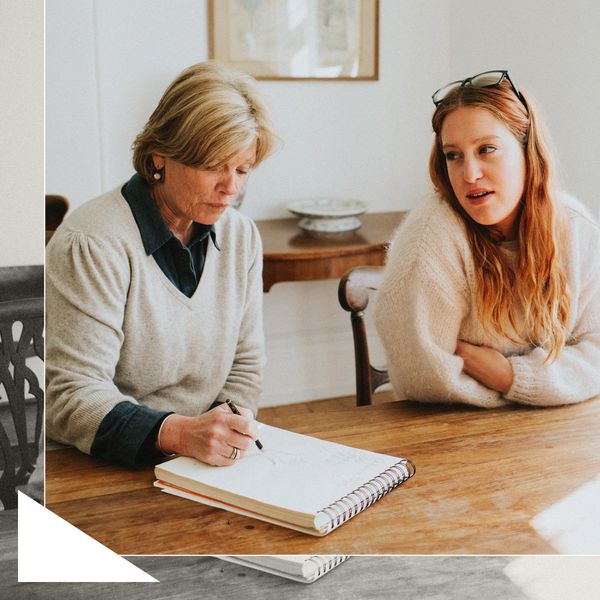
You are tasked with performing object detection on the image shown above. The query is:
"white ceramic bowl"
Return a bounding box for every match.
[287,199,367,232]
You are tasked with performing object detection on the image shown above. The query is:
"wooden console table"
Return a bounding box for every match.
[255,211,405,291]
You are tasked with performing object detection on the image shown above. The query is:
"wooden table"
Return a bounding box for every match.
[255,211,405,291]
[45,397,600,555]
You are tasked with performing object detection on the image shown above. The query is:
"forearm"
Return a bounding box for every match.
[505,336,600,405]
[456,341,513,394]
[458,335,600,406]
[90,401,172,467]
[504,259,600,405]
[46,232,131,453]
[46,370,136,454]
[376,283,506,408]
[45,309,132,453]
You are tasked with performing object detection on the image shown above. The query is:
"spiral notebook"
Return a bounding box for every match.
[217,555,350,583]
[154,423,415,536]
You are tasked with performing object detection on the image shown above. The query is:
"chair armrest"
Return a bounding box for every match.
[338,266,384,313]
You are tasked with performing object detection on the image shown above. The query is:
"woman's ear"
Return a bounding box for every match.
[151,153,166,182]
[151,153,165,170]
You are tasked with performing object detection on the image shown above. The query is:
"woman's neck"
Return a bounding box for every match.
[150,185,195,246]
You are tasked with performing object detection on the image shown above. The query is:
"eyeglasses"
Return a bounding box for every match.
[432,70,526,108]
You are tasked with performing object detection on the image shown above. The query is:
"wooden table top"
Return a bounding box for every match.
[255,211,405,290]
[45,397,600,555]
[255,212,405,260]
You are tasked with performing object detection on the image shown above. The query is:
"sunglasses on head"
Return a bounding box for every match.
[432,70,526,109]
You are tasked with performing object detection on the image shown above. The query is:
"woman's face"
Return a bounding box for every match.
[152,140,256,226]
[440,106,526,239]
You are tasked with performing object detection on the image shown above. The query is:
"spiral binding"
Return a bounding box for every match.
[315,459,416,534]
[304,555,350,581]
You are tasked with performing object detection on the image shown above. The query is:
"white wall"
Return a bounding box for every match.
[0,0,44,267]
[262,0,450,405]
[45,0,600,407]
[46,0,447,216]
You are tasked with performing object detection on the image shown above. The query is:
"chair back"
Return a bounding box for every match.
[46,194,70,245]
[0,265,44,509]
[338,266,389,406]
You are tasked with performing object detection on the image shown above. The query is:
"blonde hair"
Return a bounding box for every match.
[132,61,277,180]
[429,80,570,361]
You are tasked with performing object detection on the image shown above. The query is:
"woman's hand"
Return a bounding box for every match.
[455,340,513,394]
[157,403,258,466]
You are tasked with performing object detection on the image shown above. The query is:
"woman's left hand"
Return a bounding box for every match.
[455,340,513,394]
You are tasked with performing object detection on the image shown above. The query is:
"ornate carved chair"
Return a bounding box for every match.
[0,265,44,509]
[338,266,389,406]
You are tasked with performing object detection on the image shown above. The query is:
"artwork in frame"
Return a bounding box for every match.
[208,0,379,80]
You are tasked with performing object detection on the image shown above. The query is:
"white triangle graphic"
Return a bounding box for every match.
[17,491,158,582]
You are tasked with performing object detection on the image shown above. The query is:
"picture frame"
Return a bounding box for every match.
[208,0,379,81]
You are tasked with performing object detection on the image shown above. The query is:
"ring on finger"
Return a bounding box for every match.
[228,446,240,461]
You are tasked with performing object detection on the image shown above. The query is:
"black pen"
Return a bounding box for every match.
[225,399,264,451]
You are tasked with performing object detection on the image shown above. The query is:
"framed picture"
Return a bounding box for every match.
[208,0,379,80]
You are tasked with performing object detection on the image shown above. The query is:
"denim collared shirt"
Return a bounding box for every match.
[90,173,220,467]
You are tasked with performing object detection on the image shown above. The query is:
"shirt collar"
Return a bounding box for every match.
[121,173,219,255]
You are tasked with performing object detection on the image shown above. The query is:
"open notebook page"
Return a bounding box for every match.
[155,423,403,522]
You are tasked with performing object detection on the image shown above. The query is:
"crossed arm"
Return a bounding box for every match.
[455,341,513,394]
[375,216,600,406]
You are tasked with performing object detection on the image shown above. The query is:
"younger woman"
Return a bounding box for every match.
[375,71,600,407]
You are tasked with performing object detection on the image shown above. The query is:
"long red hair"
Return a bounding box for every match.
[429,80,569,360]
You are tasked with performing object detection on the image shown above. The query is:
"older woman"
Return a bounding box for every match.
[46,61,277,467]
[375,70,600,407]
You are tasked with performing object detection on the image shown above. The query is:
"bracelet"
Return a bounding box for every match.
[156,414,177,457]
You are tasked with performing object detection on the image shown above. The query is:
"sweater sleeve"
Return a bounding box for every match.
[374,204,508,408]
[45,229,138,454]
[215,219,265,415]
[505,218,600,405]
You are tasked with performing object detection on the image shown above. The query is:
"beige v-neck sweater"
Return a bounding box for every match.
[375,193,600,407]
[46,186,265,454]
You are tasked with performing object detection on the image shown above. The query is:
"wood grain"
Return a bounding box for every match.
[45,396,600,555]
[255,212,405,291]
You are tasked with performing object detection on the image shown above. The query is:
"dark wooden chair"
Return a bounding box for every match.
[0,265,44,509]
[45,194,70,245]
[338,266,389,406]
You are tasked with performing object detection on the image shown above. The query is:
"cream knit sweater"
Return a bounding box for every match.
[46,186,265,454]
[375,193,600,408]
